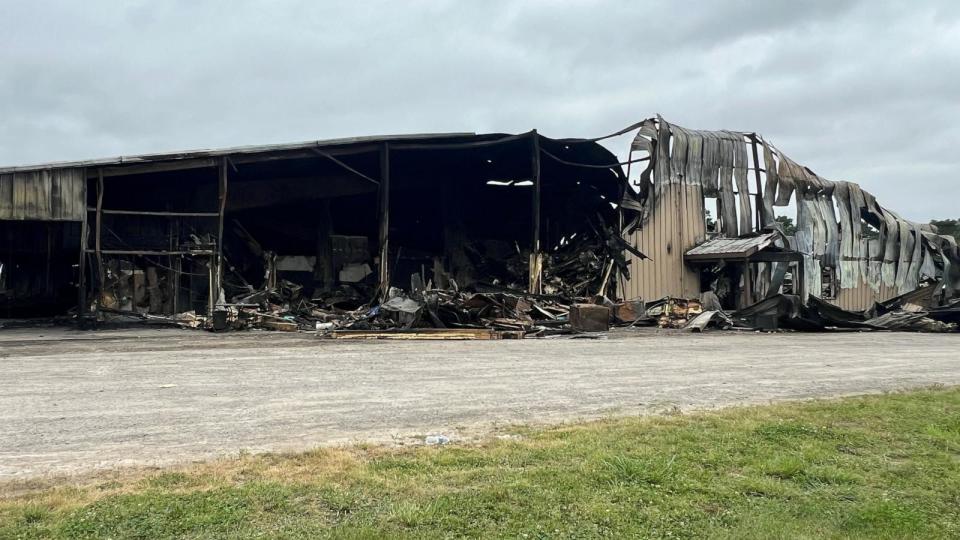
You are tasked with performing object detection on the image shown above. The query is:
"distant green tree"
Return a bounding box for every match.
[774,215,797,236]
[931,219,960,243]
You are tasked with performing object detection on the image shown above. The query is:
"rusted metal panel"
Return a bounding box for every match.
[0,168,84,221]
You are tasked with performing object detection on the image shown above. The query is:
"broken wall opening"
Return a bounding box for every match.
[386,135,625,299]
[87,165,221,316]
[389,139,534,293]
[0,220,81,317]
[223,151,381,310]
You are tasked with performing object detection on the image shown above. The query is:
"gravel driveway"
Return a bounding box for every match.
[2,327,958,480]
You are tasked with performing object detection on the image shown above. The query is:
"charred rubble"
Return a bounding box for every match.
[206,212,646,336]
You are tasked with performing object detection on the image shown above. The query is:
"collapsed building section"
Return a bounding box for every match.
[0,132,639,333]
[621,116,960,323]
[2,116,957,334]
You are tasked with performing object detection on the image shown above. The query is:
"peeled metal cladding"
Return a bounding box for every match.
[627,116,960,303]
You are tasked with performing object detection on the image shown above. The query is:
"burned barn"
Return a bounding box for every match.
[1,117,958,334]
[0,131,637,332]
[621,116,960,329]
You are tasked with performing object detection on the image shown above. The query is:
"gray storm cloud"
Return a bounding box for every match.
[1,0,957,219]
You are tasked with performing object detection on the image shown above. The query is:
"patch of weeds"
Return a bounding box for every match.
[759,455,807,481]
[844,499,926,535]
[143,471,203,489]
[754,421,837,442]
[600,453,680,487]
[801,465,862,487]
[19,504,51,526]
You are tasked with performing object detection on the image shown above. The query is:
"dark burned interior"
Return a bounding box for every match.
[1,132,635,329]
[0,221,81,317]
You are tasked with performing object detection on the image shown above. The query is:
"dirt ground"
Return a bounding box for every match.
[1,326,958,481]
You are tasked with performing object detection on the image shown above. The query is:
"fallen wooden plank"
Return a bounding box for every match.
[260,319,298,332]
[328,328,520,340]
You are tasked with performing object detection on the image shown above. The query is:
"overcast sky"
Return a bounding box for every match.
[1,1,957,220]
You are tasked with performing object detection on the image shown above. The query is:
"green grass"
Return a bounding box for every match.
[3,388,960,539]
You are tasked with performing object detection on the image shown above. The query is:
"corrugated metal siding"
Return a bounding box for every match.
[623,183,705,301]
[831,281,898,311]
[0,168,85,221]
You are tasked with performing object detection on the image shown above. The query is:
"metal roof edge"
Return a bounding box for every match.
[0,132,478,174]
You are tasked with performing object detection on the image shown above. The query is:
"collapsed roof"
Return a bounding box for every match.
[1,129,640,326]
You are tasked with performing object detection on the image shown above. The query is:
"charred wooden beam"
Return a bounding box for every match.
[95,169,104,319]
[84,249,215,256]
[310,148,380,185]
[86,208,220,217]
[378,142,391,299]
[230,144,383,166]
[213,156,228,316]
[77,169,89,321]
[529,130,542,294]
[92,158,218,178]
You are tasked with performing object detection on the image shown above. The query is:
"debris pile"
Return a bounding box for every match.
[645,297,704,329]
[543,224,647,297]
[98,260,171,314]
[729,288,959,333]
[684,310,734,332]
[204,266,654,337]
[322,287,594,337]
[159,212,653,337]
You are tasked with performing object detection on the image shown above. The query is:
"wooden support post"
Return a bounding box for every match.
[171,218,180,315]
[77,171,89,321]
[212,157,228,316]
[315,199,334,291]
[95,168,104,319]
[378,143,390,300]
[529,130,542,294]
[750,135,764,229]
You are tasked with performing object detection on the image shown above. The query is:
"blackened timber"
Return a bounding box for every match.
[743,258,754,306]
[315,199,334,290]
[95,169,104,317]
[93,158,217,178]
[229,144,383,166]
[84,249,215,256]
[378,143,390,299]
[77,168,89,320]
[311,148,380,185]
[214,156,228,316]
[529,131,542,294]
[87,208,220,217]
